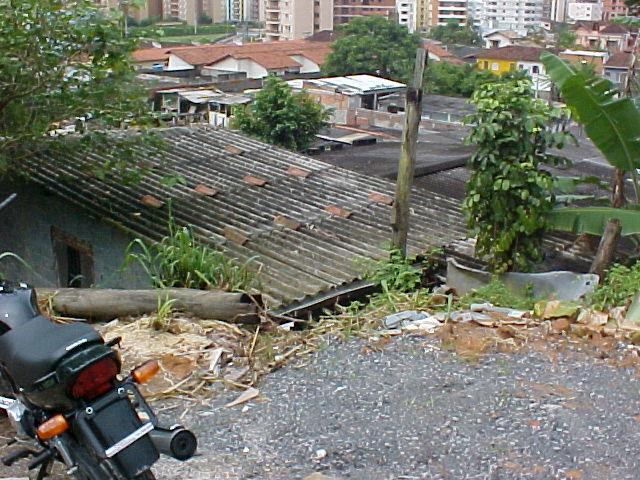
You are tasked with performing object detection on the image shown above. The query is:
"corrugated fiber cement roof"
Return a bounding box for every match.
[25,127,467,307]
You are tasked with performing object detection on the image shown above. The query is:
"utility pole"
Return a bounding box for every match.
[391,48,427,257]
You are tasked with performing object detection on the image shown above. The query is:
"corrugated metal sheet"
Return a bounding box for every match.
[24,126,467,307]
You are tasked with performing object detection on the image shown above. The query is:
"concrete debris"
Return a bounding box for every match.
[383,311,442,333]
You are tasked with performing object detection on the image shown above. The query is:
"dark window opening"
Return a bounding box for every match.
[51,227,94,288]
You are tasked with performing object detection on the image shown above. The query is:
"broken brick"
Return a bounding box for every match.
[274,215,301,231]
[224,145,243,155]
[286,166,311,178]
[243,175,268,187]
[368,192,393,205]
[324,204,352,218]
[140,194,164,208]
[194,184,218,196]
[224,227,248,246]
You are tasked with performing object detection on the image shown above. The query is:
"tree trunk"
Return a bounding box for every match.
[589,219,621,279]
[35,288,262,323]
[589,169,626,276]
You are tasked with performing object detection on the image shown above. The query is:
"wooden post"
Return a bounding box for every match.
[392,48,427,257]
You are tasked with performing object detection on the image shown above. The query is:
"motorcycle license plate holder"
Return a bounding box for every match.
[74,385,159,478]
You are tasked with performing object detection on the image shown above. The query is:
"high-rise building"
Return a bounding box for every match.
[567,1,603,21]
[265,0,333,40]
[602,0,628,20]
[333,0,397,26]
[430,0,468,27]
[481,0,544,34]
[397,0,417,31]
[549,0,568,21]
[415,0,431,32]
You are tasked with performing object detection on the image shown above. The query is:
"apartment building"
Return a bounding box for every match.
[397,0,417,31]
[567,1,603,21]
[601,0,628,20]
[482,0,544,34]
[265,0,333,40]
[549,0,568,21]
[96,0,234,24]
[333,0,397,26]
[429,0,468,27]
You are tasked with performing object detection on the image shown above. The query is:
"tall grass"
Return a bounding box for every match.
[124,217,257,292]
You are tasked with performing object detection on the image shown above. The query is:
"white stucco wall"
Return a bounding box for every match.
[167,54,195,71]
[290,55,320,74]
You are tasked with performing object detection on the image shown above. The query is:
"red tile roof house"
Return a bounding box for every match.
[131,40,332,79]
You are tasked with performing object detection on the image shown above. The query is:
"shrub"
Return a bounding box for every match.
[125,217,257,292]
[464,78,569,272]
[591,262,640,309]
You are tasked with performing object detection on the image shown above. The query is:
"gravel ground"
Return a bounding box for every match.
[3,335,640,479]
[152,335,640,480]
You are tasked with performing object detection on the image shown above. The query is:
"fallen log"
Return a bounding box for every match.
[35,288,262,323]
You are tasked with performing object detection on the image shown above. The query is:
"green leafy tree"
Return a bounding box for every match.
[0,0,153,173]
[557,27,577,50]
[464,78,569,272]
[427,20,481,46]
[425,62,513,97]
[234,76,329,151]
[322,16,422,82]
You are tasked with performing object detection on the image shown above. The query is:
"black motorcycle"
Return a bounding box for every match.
[0,282,197,479]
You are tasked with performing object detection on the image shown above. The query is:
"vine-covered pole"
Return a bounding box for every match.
[392,48,427,257]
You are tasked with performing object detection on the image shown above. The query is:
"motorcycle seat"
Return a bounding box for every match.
[0,315,102,388]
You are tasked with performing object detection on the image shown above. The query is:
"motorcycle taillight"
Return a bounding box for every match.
[70,357,119,400]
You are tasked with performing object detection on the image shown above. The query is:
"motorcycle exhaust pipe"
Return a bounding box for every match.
[149,426,197,461]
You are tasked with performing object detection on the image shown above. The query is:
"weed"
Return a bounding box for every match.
[460,277,536,310]
[591,261,640,309]
[150,294,178,331]
[363,247,422,293]
[124,215,258,292]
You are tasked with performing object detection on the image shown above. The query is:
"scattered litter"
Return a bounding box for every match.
[383,311,429,329]
[314,449,327,460]
[225,387,260,408]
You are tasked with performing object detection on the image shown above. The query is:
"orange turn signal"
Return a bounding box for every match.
[36,414,69,440]
[132,360,160,384]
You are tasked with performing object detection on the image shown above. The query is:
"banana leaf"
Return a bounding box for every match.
[541,53,640,173]
[548,207,640,236]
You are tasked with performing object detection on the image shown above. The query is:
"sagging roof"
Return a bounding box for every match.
[24,127,467,307]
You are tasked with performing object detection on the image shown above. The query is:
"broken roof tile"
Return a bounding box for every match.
[324,204,352,218]
[243,175,268,187]
[369,192,394,205]
[140,194,164,208]
[274,215,301,231]
[224,226,248,246]
[194,184,218,196]
[286,166,311,178]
